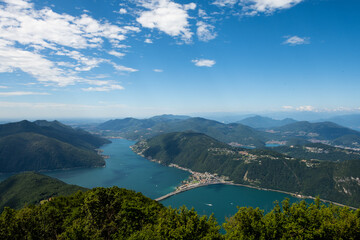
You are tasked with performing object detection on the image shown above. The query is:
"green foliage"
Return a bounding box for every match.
[273,121,360,148]
[1,189,359,239]
[0,187,223,240]
[0,120,110,173]
[0,172,87,211]
[238,115,297,129]
[98,117,266,147]
[273,143,360,162]
[224,198,360,240]
[136,132,360,207]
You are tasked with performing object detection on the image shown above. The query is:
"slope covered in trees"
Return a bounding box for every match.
[97,116,360,149]
[237,115,297,129]
[0,120,110,173]
[134,132,360,207]
[0,186,359,239]
[98,117,266,147]
[0,172,86,211]
[271,121,360,148]
[0,187,222,239]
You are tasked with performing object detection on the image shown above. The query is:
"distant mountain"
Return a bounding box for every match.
[271,121,360,148]
[0,120,109,149]
[99,117,266,147]
[319,114,360,131]
[149,114,190,121]
[0,120,110,173]
[134,132,360,207]
[272,143,360,162]
[237,115,297,129]
[0,172,86,211]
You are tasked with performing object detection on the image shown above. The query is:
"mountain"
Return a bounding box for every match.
[0,186,222,239]
[271,121,360,148]
[0,120,109,149]
[0,187,358,240]
[98,117,266,147]
[0,120,110,173]
[319,114,360,131]
[134,132,360,207]
[237,115,297,129]
[149,114,190,121]
[272,143,360,162]
[0,172,86,211]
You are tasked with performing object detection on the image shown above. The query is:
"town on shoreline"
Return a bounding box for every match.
[130,145,357,209]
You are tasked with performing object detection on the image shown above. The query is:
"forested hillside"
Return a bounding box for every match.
[0,172,86,211]
[134,132,360,207]
[0,120,110,173]
[1,186,359,239]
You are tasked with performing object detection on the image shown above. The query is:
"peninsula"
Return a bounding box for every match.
[131,131,360,208]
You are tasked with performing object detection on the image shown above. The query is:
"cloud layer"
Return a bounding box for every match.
[192,59,216,67]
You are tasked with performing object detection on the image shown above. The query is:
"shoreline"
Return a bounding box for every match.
[156,179,357,210]
[130,148,357,209]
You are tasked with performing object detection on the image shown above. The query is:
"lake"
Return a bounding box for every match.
[1,139,306,222]
[45,139,190,199]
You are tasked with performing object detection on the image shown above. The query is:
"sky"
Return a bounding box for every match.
[0,0,359,119]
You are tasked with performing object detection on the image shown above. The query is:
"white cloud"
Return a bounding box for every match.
[118,8,127,14]
[213,0,302,15]
[192,59,216,67]
[296,105,315,111]
[282,105,294,110]
[213,0,238,7]
[112,63,138,73]
[0,91,50,96]
[0,2,135,49]
[283,35,310,46]
[196,21,217,42]
[136,0,195,42]
[0,45,78,86]
[55,49,106,71]
[282,105,316,112]
[153,69,163,72]
[0,86,8,89]
[82,84,124,92]
[144,38,153,43]
[240,0,303,15]
[108,50,125,58]
[0,0,139,87]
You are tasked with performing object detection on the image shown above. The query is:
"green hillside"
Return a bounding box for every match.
[272,143,360,162]
[99,117,266,147]
[238,115,297,129]
[0,172,86,211]
[1,186,359,239]
[134,132,360,207]
[0,120,110,173]
[98,116,360,149]
[0,186,222,239]
[271,121,360,148]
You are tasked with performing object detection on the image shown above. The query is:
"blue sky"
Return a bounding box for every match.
[0,0,359,119]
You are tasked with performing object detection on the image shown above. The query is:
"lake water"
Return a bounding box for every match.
[161,184,302,225]
[1,138,307,222]
[44,139,190,199]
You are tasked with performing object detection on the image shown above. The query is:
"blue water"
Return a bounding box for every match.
[44,139,190,199]
[265,144,281,147]
[161,184,306,225]
[0,138,309,223]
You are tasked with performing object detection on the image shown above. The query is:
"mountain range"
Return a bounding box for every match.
[0,172,86,211]
[133,131,360,207]
[237,115,297,129]
[98,115,360,149]
[0,120,110,173]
